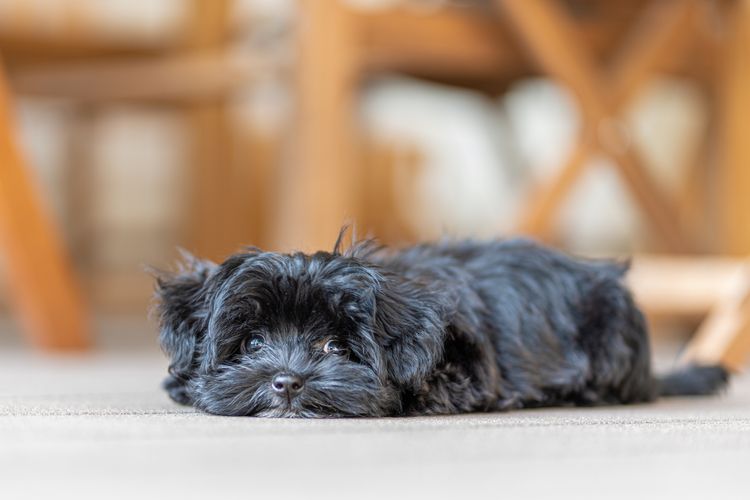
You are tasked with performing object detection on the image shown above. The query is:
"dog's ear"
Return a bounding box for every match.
[374,276,447,389]
[153,251,216,404]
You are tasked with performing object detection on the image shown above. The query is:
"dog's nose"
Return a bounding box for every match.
[271,373,304,397]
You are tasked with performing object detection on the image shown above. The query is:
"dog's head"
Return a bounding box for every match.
[153,243,447,417]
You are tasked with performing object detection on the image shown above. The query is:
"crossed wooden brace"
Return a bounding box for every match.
[497,0,697,251]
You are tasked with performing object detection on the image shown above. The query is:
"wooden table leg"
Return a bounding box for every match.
[0,59,90,350]
[273,0,360,253]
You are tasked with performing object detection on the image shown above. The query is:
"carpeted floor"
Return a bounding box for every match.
[1,347,748,500]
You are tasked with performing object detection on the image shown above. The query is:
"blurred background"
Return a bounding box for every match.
[0,0,749,360]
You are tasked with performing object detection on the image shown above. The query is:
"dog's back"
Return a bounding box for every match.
[366,239,726,411]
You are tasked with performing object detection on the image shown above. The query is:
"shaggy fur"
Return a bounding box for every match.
[154,236,728,417]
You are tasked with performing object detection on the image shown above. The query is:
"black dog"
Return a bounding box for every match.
[154,235,728,417]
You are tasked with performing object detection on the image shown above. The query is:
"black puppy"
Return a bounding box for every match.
[154,235,728,417]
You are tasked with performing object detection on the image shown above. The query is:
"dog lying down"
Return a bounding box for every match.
[154,236,728,417]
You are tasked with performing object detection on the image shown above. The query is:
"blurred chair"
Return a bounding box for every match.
[0,0,258,345]
[0,0,422,322]
[1,0,261,263]
[286,0,707,250]
[286,0,750,368]
[495,0,750,369]
[0,57,89,349]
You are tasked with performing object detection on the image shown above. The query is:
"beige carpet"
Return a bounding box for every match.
[1,348,748,500]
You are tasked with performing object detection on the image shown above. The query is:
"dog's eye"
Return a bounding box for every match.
[323,339,347,356]
[243,334,266,353]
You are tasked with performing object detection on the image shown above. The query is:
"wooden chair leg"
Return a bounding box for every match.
[718,0,750,255]
[679,3,750,371]
[682,263,750,372]
[0,58,90,349]
[183,0,239,262]
[274,0,360,253]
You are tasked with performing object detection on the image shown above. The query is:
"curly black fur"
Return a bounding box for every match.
[153,237,728,417]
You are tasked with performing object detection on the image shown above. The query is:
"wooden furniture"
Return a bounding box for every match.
[629,256,750,372]
[287,0,750,369]
[718,0,750,255]
[1,0,258,264]
[283,0,737,250]
[2,0,749,367]
[500,0,696,251]
[0,58,89,349]
[0,0,264,343]
[495,0,750,369]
